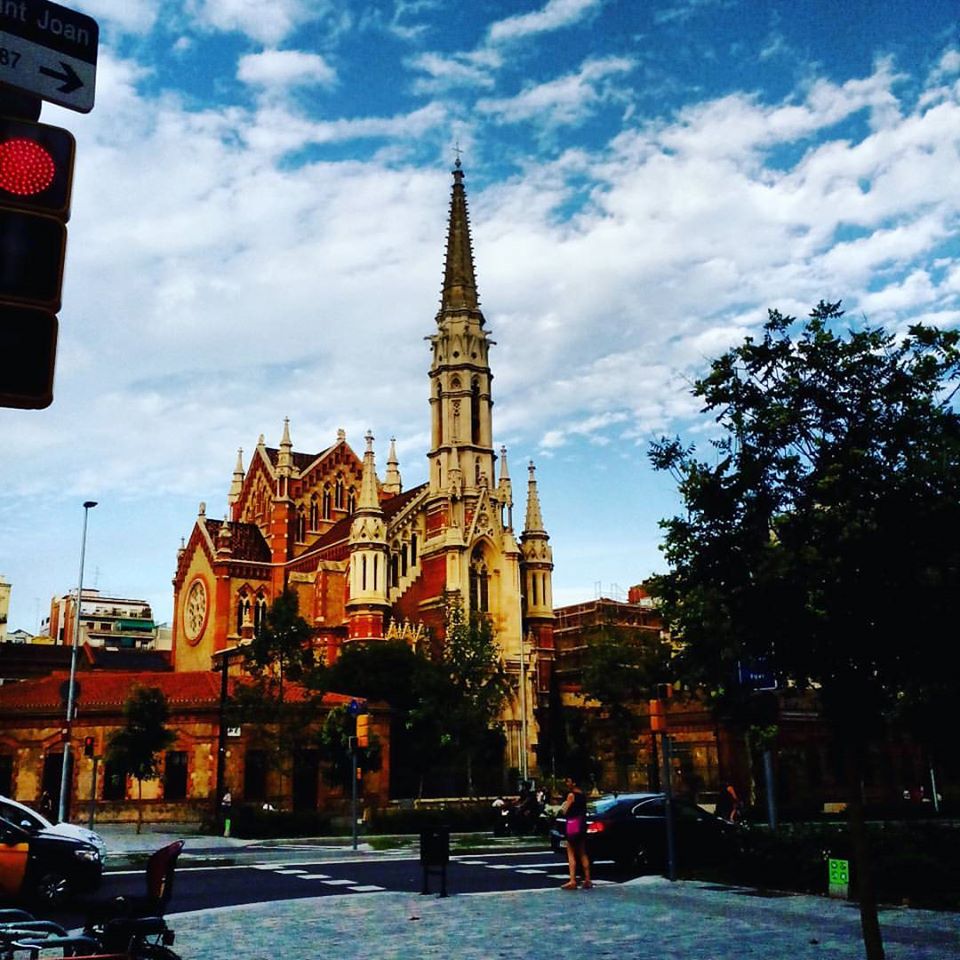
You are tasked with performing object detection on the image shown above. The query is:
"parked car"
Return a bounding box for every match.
[0,795,107,861]
[0,814,103,905]
[550,791,734,872]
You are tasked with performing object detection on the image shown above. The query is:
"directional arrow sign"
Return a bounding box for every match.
[0,0,98,113]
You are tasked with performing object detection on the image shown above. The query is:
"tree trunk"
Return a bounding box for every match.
[845,737,885,960]
[136,779,143,835]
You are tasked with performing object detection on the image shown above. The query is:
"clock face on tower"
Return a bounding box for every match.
[183,578,208,645]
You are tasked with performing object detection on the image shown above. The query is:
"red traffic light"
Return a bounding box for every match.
[0,118,75,220]
[0,139,56,196]
[83,735,96,757]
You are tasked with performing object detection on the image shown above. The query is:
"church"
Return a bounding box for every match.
[172,161,556,779]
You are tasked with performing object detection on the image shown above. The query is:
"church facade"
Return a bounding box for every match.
[172,162,555,781]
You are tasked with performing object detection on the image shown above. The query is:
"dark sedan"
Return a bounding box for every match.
[0,815,103,905]
[550,792,733,872]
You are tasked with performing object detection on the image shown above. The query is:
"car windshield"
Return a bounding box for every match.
[0,798,47,831]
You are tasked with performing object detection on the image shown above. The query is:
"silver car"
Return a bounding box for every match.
[0,795,107,861]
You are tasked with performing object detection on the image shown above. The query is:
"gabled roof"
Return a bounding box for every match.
[0,670,362,714]
[204,518,271,563]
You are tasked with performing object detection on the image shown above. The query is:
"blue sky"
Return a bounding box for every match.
[2,0,959,634]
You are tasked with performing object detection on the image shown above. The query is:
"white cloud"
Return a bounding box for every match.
[408,51,499,94]
[477,56,635,126]
[72,0,159,34]
[186,0,325,45]
[488,0,604,43]
[237,50,338,89]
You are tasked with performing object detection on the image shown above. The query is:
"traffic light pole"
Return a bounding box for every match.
[88,755,99,830]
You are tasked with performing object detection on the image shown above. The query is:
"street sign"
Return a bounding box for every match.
[0,0,98,113]
[0,304,57,408]
[828,857,850,899]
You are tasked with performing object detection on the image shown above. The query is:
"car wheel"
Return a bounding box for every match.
[614,845,643,873]
[32,871,70,905]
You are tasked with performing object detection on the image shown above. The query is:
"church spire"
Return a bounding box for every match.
[439,158,480,316]
[498,445,514,531]
[523,461,545,534]
[228,448,245,507]
[358,430,380,510]
[383,437,402,495]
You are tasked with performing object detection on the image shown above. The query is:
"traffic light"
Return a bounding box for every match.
[83,735,96,758]
[1,116,75,408]
[356,713,370,749]
[0,118,76,220]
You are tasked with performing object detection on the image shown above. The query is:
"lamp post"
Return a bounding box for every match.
[58,500,96,823]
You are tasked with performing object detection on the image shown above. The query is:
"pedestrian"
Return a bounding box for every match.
[221,789,232,837]
[715,783,741,823]
[38,790,53,817]
[559,774,592,890]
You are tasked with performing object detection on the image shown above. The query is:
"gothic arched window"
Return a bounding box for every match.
[471,377,481,444]
[310,496,319,530]
[296,509,306,542]
[254,594,268,634]
[470,544,490,613]
[322,486,332,519]
[335,477,345,510]
[347,488,357,514]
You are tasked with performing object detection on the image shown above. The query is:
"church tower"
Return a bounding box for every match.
[426,158,497,503]
[346,431,390,642]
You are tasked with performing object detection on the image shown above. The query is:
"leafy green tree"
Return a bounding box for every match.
[316,640,451,798]
[650,301,960,960]
[246,587,314,703]
[106,686,176,834]
[441,593,511,795]
[315,704,382,793]
[235,588,318,801]
[578,626,672,789]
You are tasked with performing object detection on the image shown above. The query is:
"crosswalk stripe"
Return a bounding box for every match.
[348,885,386,892]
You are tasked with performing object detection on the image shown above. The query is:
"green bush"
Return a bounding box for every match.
[366,802,497,835]
[231,804,335,839]
[699,820,960,910]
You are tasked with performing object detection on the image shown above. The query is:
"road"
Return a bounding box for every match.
[49,848,629,927]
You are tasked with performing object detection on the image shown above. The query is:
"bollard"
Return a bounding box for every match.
[419,825,450,897]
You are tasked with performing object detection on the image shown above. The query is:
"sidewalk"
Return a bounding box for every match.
[166,879,960,960]
[91,825,960,960]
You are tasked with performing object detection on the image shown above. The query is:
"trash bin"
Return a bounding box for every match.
[420,825,450,896]
[419,825,450,866]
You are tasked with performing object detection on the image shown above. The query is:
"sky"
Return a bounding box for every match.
[1,0,959,635]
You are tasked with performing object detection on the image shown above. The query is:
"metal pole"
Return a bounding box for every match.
[519,630,528,783]
[88,756,99,830]
[59,500,96,823]
[763,749,778,830]
[216,651,229,830]
[351,746,358,851]
[661,732,677,881]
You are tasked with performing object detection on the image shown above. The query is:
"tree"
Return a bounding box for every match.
[245,588,314,704]
[106,686,176,834]
[316,640,451,798]
[441,593,511,795]
[650,301,960,960]
[578,626,672,789]
[235,588,318,803]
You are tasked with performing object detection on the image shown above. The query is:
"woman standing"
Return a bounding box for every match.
[559,775,592,890]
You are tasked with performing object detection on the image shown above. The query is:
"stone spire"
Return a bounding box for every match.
[358,430,380,510]
[523,461,545,534]
[383,437,402,495]
[277,418,293,476]
[228,448,245,507]
[439,158,480,316]
[346,431,389,642]
[498,445,514,530]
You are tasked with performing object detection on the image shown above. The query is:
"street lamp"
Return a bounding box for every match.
[58,500,97,822]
